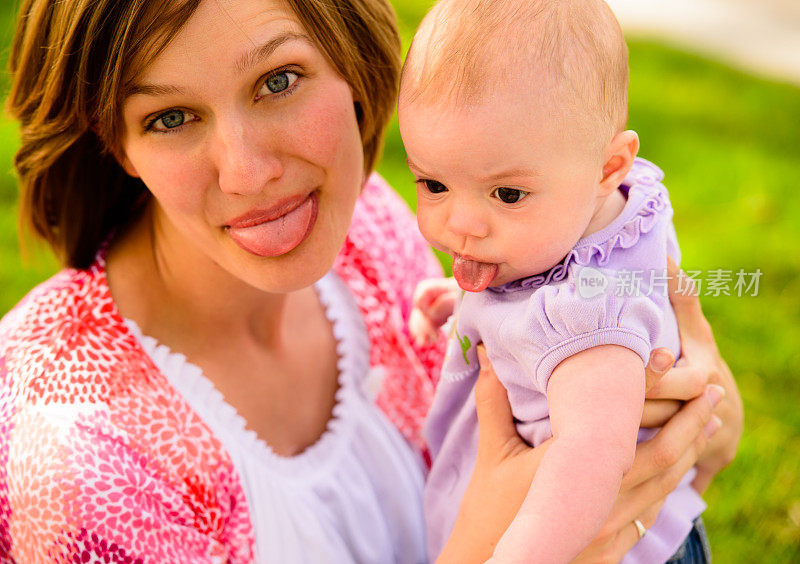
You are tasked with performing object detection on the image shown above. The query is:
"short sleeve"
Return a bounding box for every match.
[511,268,664,393]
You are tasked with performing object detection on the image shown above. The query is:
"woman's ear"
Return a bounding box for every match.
[599,130,639,195]
[112,150,140,178]
[120,156,140,178]
[89,122,141,179]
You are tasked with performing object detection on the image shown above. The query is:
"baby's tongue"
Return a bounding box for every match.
[452,256,498,292]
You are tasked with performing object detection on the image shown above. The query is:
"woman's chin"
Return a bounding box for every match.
[235,239,340,294]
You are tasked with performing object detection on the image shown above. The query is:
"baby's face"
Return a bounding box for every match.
[399,91,606,291]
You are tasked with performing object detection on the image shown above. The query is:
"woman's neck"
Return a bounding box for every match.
[106,205,295,354]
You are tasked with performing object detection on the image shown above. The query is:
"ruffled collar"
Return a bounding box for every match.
[490,158,669,294]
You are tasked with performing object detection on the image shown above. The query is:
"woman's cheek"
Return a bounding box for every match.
[123,135,210,213]
[144,161,209,216]
[293,82,362,171]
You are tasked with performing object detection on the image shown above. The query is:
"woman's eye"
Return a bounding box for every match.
[148,109,198,132]
[259,71,299,96]
[420,180,448,194]
[493,187,528,204]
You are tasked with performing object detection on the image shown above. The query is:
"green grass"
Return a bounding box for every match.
[1,1,798,561]
[0,0,59,305]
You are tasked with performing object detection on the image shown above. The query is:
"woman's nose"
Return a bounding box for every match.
[445,197,489,239]
[214,119,283,195]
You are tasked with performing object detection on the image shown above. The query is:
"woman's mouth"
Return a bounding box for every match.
[225,192,318,257]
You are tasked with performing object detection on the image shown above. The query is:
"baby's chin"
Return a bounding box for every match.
[486,268,520,288]
[490,263,562,287]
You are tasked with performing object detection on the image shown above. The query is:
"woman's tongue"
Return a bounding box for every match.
[452,256,498,292]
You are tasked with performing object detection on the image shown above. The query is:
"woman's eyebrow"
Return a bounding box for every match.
[125,31,313,99]
[234,31,312,75]
[126,82,187,98]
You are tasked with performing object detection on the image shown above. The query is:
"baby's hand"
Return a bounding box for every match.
[409,277,461,346]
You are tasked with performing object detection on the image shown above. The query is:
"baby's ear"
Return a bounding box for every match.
[599,130,639,195]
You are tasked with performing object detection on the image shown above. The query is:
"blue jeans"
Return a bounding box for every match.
[665,517,712,564]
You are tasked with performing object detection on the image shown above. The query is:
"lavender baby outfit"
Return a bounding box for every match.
[424,158,706,563]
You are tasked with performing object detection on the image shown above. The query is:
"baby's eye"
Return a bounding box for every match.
[419,180,448,194]
[148,109,199,132]
[258,71,299,96]
[492,187,528,204]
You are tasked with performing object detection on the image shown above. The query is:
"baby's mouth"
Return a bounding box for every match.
[452,255,498,292]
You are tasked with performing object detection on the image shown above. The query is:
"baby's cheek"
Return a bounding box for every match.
[416,203,442,245]
[522,224,577,271]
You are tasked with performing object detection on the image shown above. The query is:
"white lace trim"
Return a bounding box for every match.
[124,270,370,480]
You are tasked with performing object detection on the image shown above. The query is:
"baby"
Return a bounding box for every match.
[399,1,707,563]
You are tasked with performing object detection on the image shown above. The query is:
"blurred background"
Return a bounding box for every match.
[0,0,798,561]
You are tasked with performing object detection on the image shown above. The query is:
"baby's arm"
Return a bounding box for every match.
[489,344,645,564]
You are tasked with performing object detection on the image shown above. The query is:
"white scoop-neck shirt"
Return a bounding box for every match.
[126,271,428,563]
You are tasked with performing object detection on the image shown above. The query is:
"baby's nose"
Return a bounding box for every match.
[445,199,489,239]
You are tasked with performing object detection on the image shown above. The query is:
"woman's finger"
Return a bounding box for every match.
[646,365,709,400]
[474,345,523,460]
[600,485,668,554]
[572,499,664,564]
[666,257,701,321]
[607,421,707,541]
[612,504,662,561]
[639,502,662,531]
[619,424,709,521]
[641,399,682,428]
[643,348,675,393]
[666,257,717,355]
[610,522,642,560]
[623,389,719,489]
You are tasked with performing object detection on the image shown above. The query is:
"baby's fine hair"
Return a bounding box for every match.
[402,0,629,140]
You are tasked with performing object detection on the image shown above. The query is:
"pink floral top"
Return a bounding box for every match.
[0,175,445,562]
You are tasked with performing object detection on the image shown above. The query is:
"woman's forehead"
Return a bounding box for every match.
[141,0,307,72]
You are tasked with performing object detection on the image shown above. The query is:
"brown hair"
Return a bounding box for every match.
[401,0,628,141]
[7,0,402,269]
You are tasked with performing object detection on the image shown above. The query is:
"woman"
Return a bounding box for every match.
[0,0,741,561]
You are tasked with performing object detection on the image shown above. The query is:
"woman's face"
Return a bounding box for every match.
[120,0,364,293]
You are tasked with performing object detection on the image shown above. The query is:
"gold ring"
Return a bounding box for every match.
[633,519,647,540]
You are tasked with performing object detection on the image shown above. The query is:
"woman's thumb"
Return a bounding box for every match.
[474,344,520,458]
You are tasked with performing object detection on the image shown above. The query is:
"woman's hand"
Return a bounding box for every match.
[436,345,551,564]
[642,258,743,493]
[436,346,721,564]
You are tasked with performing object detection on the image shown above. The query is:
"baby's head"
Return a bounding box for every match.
[398,0,640,291]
